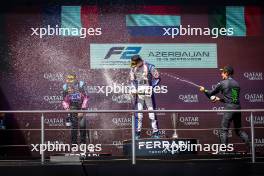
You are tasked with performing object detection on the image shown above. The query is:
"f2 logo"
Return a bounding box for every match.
[104,47,141,59]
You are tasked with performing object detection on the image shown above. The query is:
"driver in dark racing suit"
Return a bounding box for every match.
[62,73,88,144]
[199,66,249,147]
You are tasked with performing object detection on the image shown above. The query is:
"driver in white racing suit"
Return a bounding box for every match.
[130,55,160,139]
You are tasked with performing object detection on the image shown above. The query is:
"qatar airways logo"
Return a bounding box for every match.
[179,116,199,126]
[246,115,264,125]
[86,86,98,93]
[43,95,63,104]
[113,141,123,149]
[112,94,132,104]
[112,117,131,127]
[212,106,224,115]
[45,118,64,127]
[244,72,263,81]
[85,108,98,117]
[43,72,64,82]
[146,130,166,138]
[244,93,264,103]
[179,94,199,103]
[156,107,166,116]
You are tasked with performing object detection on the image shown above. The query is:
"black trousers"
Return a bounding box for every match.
[70,113,87,144]
[220,111,249,145]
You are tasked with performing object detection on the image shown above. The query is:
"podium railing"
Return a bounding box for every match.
[0,109,263,165]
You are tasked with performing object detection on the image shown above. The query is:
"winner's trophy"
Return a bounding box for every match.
[171,113,179,138]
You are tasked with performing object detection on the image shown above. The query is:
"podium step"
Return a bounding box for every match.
[50,155,80,162]
[123,138,198,157]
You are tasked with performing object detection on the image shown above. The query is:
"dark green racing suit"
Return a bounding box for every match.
[204,77,249,145]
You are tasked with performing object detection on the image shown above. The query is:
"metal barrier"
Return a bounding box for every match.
[0,109,263,165]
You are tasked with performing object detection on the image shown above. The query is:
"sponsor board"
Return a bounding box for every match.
[90,44,217,69]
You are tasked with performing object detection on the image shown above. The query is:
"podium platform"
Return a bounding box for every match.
[123,138,198,156]
[50,152,111,162]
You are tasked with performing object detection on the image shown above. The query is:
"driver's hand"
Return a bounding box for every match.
[199,86,205,92]
[78,113,84,118]
[212,96,220,103]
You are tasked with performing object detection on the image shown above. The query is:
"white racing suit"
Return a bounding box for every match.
[130,61,160,135]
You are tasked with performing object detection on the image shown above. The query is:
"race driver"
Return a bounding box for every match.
[62,73,88,144]
[130,55,160,139]
[199,66,249,147]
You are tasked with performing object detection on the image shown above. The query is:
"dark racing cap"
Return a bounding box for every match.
[131,55,142,67]
[220,65,234,75]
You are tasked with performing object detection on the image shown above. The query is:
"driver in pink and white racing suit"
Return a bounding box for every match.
[62,73,88,144]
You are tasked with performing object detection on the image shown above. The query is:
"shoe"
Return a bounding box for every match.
[151,131,160,139]
[0,120,5,130]
[135,131,140,140]
[65,114,72,127]
[246,140,252,155]
[79,153,86,160]
[65,122,72,127]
